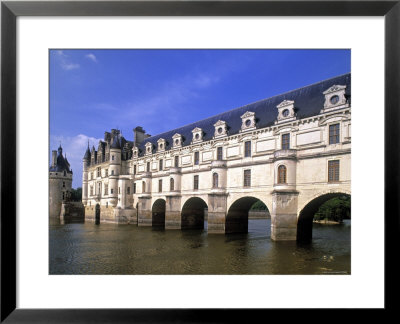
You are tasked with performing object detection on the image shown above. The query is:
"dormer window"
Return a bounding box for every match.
[132,147,138,158]
[172,133,182,148]
[157,138,166,152]
[322,84,347,113]
[145,142,153,155]
[240,111,256,132]
[191,127,203,144]
[214,120,227,138]
[276,100,296,124]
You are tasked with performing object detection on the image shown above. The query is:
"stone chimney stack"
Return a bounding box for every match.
[134,126,147,146]
[51,150,57,167]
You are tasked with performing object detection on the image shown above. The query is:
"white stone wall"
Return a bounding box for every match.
[84,105,351,222]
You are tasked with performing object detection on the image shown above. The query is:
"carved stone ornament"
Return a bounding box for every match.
[213,120,228,138]
[191,127,203,143]
[240,111,256,132]
[145,142,153,155]
[172,133,182,147]
[323,84,346,95]
[276,100,296,124]
[322,84,347,110]
[157,138,166,151]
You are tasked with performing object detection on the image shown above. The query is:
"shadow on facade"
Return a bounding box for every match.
[95,203,100,225]
[181,197,207,230]
[297,193,351,243]
[152,199,166,227]
[226,197,269,234]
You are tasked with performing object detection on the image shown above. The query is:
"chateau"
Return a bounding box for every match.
[49,145,73,219]
[82,73,351,241]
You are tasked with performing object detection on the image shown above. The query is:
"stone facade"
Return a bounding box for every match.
[83,73,351,241]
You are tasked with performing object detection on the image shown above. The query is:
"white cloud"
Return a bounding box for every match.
[50,134,102,188]
[85,53,98,63]
[54,50,80,70]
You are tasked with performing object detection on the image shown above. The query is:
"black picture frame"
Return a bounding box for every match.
[1,1,399,322]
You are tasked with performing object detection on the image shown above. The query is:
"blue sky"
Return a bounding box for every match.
[50,49,350,188]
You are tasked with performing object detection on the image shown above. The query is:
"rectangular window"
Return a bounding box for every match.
[329,123,340,144]
[244,141,251,157]
[194,152,199,165]
[62,192,65,200]
[175,155,179,167]
[159,159,163,171]
[244,169,251,187]
[111,188,114,194]
[97,167,100,177]
[194,175,199,190]
[63,181,65,188]
[217,147,223,160]
[127,187,130,194]
[328,160,340,182]
[133,183,136,194]
[105,169,108,177]
[90,186,93,196]
[133,165,137,175]
[111,170,114,176]
[142,182,146,193]
[147,162,150,172]
[282,134,290,150]
[159,179,162,192]
[104,184,108,195]
[112,155,114,161]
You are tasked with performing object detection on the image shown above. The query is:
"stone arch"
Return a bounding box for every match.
[226,196,270,234]
[181,197,208,230]
[297,191,351,243]
[152,198,166,227]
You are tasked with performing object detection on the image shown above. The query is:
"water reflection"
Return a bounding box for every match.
[49,219,350,275]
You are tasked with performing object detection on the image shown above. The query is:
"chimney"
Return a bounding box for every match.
[51,150,57,167]
[133,126,146,146]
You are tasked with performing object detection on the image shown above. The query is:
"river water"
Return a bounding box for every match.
[49,219,350,275]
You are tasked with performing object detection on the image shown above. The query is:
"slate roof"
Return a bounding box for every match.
[49,146,73,173]
[137,73,351,156]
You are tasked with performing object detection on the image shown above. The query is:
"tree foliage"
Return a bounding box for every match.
[250,200,268,211]
[314,195,351,223]
[70,187,82,202]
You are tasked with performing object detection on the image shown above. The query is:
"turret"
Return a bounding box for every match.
[82,142,90,205]
[109,134,121,207]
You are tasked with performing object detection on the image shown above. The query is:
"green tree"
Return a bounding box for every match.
[314,195,351,223]
[70,187,82,202]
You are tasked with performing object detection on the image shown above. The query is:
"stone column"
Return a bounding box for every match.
[271,191,299,240]
[137,195,152,226]
[271,149,298,241]
[165,194,182,229]
[207,193,227,234]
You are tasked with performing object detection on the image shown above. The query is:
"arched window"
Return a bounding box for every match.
[170,178,174,191]
[278,165,287,184]
[213,173,219,188]
[142,181,146,193]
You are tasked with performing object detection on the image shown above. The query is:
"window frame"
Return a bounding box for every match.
[194,175,199,190]
[243,169,251,187]
[244,141,252,157]
[212,173,219,188]
[328,159,340,182]
[329,123,340,145]
[278,165,287,184]
[281,133,290,150]
[217,146,223,161]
